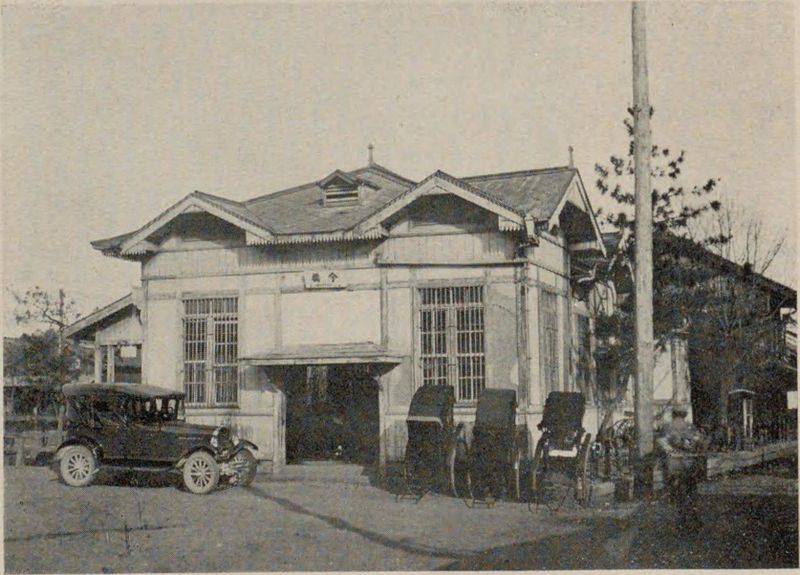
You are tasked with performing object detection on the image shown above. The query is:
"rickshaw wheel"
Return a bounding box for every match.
[449,425,469,499]
[404,458,426,500]
[528,437,546,512]
[447,443,458,498]
[575,433,593,507]
[463,462,475,507]
[511,444,522,501]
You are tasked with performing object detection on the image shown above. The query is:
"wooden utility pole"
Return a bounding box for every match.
[632,1,654,496]
[58,288,67,388]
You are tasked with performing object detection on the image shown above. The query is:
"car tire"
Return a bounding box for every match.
[232,448,257,487]
[59,445,97,488]
[183,451,219,495]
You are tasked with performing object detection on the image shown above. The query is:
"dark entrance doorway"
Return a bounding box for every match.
[285,364,379,465]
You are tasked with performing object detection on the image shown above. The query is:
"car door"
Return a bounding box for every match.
[149,397,186,462]
[91,397,130,460]
[124,398,167,462]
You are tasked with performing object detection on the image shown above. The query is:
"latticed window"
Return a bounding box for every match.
[418,286,485,402]
[182,297,238,406]
[539,290,560,396]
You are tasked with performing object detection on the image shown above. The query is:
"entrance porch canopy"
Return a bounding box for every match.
[241,343,404,366]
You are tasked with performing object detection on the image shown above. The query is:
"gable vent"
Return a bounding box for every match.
[324,183,361,207]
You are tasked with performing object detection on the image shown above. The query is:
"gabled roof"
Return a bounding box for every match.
[354,170,528,237]
[317,169,378,190]
[92,161,602,255]
[93,191,275,257]
[462,167,576,221]
[662,233,797,306]
[64,292,140,341]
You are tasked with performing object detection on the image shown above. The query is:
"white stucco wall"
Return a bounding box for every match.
[281,290,381,346]
[144,296,179,391]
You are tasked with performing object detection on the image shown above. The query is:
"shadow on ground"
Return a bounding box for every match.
[442,492,798,570]
[248,485,473,561]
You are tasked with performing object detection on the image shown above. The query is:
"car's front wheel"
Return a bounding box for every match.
[183,451,219,495]
[231,448,257,487]
[59,445,97,487]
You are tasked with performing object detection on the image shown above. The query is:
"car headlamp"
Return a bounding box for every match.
[211,428,220,449]
[231,433,240,446]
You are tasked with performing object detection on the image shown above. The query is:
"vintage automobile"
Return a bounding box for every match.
[52,383,258,494]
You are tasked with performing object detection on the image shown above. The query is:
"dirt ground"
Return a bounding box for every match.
[3,458,797,572]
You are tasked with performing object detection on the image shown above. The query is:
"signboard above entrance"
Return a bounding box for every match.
[303,270,348,289]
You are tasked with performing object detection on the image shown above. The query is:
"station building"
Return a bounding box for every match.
[69,157,691,471]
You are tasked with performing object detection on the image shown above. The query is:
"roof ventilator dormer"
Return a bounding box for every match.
[320,170,367,207]
[324,182,361,206]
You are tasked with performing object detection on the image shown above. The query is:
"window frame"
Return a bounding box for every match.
[574,313,593,399]
[539,288,560,398]
[181,296,239,408]
[416,284,486,404]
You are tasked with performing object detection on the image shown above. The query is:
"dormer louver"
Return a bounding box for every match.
[319,170,364,207]
[324,182,360,206]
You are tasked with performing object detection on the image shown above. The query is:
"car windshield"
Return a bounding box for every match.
[122,396,184,424]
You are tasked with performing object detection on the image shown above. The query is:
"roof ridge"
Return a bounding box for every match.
[349,162,417,186]
[193,189,245,206]
[192,190,272,230]
[462,165,574,181]
[245,163,416,205]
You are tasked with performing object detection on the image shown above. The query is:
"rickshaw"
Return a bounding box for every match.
[397,384,462,501]
[462,388,523,507]
[529,391,593,511]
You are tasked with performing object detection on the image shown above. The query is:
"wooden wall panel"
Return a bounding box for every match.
[379,232,516,264]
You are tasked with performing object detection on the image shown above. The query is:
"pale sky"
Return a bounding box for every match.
[2,2,795,335]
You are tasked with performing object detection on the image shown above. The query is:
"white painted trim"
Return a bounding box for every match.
[356,174,524,235]
[120,194,273,256]
[546,174,606,256]
[499,215,523,232]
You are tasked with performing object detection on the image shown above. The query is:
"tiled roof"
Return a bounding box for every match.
[92,163,578,252]
[244,163,414,234]
[192,190,272,232]
[462,167,576,221]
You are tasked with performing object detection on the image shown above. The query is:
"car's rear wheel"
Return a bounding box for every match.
[183,451,219,495]
[59,445,96,487]
[231,448,257,487]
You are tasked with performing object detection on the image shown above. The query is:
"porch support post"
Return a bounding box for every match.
[94,340,103,383]
[272,370,286,474]
[376,369,389,483]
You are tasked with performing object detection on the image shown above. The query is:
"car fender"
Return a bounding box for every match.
[235,439,258,453]
[51,438,103,476]
[223,441,258,462]
[175,446,216,470]
[53,437,102,461]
